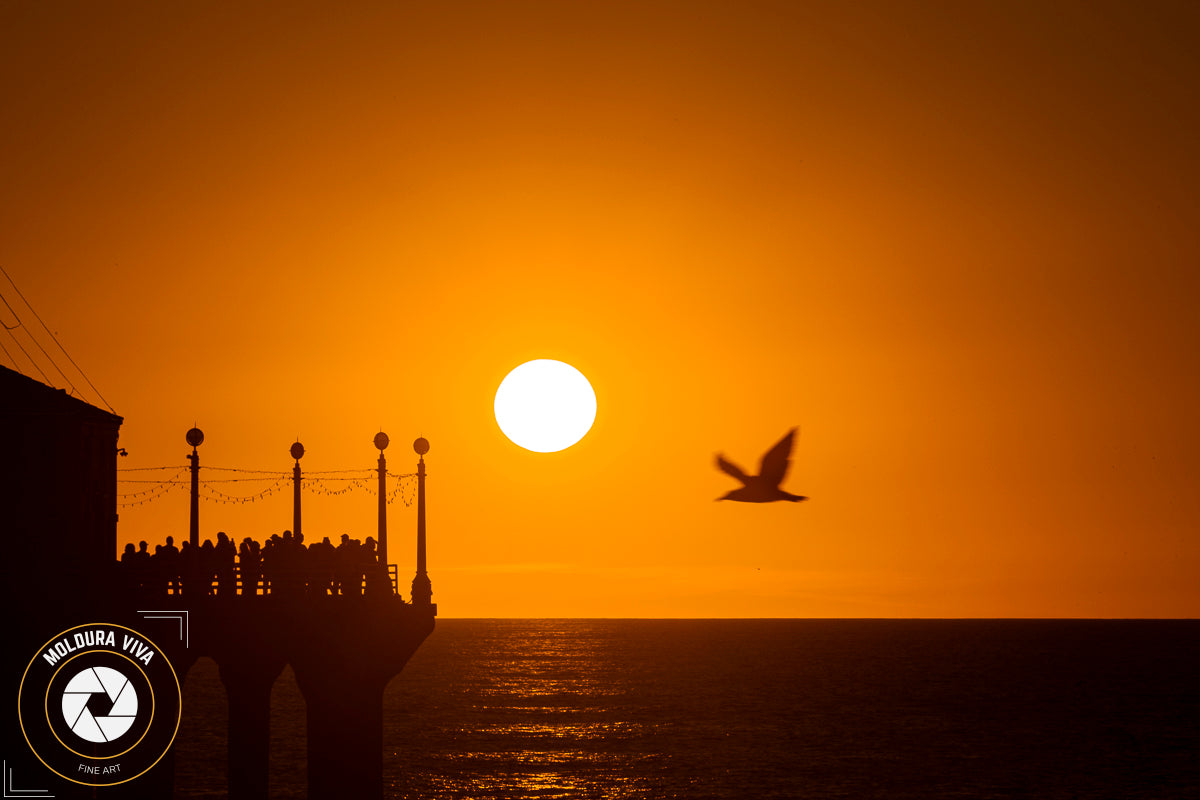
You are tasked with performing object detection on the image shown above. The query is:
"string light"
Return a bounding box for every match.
[118,465,421,509]
[118,468,188,507]
[118,465,188,472]
[118,481,182,508]
[118,468,187,492]
[201,478,286,504]
[204,465,296,475]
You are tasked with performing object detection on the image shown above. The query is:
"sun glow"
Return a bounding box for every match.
[494,360,597,453]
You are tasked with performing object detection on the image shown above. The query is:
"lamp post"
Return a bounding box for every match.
[375,432,389,570]
[291,440,304,539]
[411,437,432,606]
[186,427,204,548]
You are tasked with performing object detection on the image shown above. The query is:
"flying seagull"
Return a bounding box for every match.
[716,428,808,503]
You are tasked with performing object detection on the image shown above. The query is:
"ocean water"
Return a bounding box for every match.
[175,619,1200,799]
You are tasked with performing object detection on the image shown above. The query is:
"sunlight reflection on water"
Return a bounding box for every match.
[385,619,665,799]
[176,620,1200,800]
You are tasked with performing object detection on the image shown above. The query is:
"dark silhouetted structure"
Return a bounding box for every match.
[1,367,435,800]
[0,365,123,602]
[716,427,809,502]
[1,366,130,799]
[131,431,437,800]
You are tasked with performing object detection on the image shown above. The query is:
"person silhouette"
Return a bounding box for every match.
[121,543,136,588]
[274,530,304,597]
[334,534,353,596]
[362,537,390,598]
[200,539,218,595]
[134,540,151,591]
[239,537,261,596]
[215,531,236,596]
[151,544,165,594]
[261,534,281,595]
[181,540,207,597]
[162,536,181,594]
[308,536,336,595]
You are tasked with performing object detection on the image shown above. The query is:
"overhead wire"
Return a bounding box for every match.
[0,302,52,384]
[1,265,113,412]
[0,335,18,370]
[0,285,79,395]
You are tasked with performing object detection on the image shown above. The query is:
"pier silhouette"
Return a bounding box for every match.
[1,365,436,799]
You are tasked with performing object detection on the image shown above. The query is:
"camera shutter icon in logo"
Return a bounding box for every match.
[60,666,139,743]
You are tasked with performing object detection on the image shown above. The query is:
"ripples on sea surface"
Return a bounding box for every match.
[175,619,1200,799]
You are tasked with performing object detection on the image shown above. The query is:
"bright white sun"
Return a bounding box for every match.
[494,359,597,453]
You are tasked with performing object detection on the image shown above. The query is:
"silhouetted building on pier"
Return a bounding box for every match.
[0,365,122,608]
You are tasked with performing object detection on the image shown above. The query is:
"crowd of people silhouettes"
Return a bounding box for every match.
[119,530,395,598]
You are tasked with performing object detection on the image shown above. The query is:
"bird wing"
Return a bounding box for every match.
[715,454,750,485]
[758,428,796,487]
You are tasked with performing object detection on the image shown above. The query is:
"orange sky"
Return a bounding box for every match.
[2,1,1198,617]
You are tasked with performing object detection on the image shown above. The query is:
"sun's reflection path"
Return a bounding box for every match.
[386,620,681,799]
